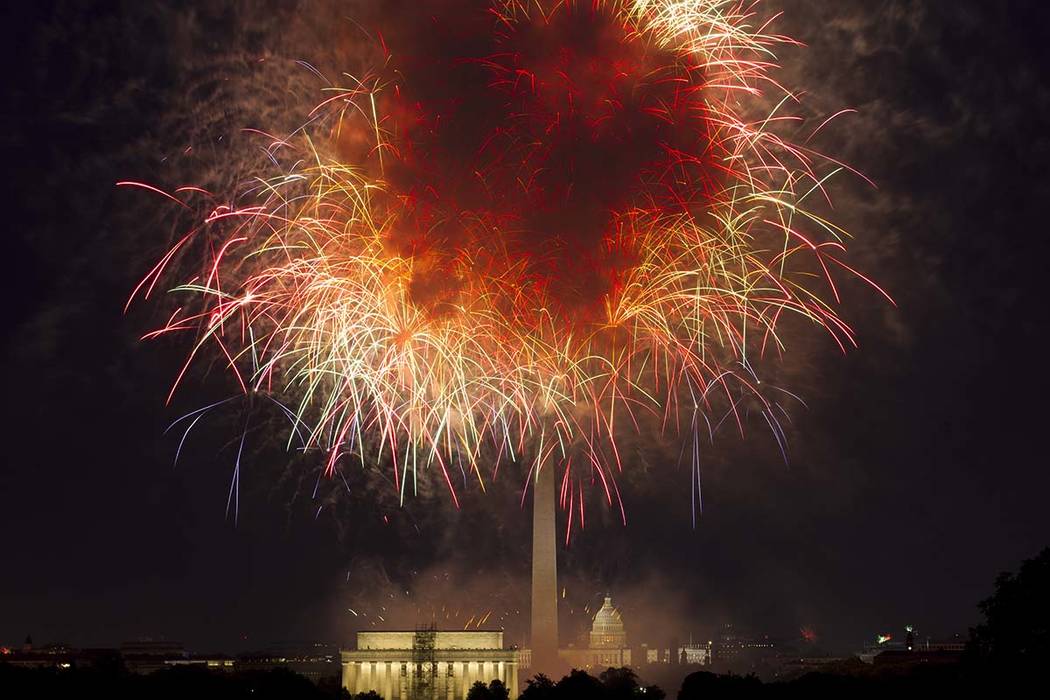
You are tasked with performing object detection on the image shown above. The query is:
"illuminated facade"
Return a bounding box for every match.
[589,597,627,649]
[559,596,631,669]
[341,630,519,700]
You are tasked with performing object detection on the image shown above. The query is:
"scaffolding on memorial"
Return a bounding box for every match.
[411,624,443,700]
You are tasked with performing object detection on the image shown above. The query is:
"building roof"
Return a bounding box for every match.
[591,597,625,637]
[356,630,505,651]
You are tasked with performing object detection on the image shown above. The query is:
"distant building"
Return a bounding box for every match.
[119,640,186,657]
[559,596,631,669]
[638,641,709,666]
[873,649,962,668]
[119,639,187,674]
[0,639,76,670]
[1,637,344,681]
[238,641,340,683]
[865,627,965,668]
[341,629,519,699]
[711,625,777,669]
[920,634,967,653]
[678,642,711,665]
[163,656,236,672]
[627,636,713,699]
[857,626,961,664]
[859,638,902,664]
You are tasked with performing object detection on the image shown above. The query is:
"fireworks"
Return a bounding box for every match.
[128,1,888,524]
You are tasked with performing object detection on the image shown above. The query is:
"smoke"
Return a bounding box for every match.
[335,559,531,643]
[284,0,719,322]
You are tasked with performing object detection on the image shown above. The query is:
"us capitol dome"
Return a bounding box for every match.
[589,596,627,649]
[556,595,631,670]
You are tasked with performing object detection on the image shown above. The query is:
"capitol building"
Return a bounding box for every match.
[559,596,631,669]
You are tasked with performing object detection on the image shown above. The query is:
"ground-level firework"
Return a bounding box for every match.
[129,1,888,525]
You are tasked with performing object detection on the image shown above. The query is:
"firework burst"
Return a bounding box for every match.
[128,0,889,527]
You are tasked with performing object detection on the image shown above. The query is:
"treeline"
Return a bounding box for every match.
[517,662,1027,700]
[518,667,665,700]
[0,655,1035,700]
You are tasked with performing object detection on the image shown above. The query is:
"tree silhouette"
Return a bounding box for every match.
[598,667,640,699]
[555,669,607,700]
[467,680,492,700]
[488,679,510,700]
[466,678,511,700]
[641,685,666,699]
[519,668,664,700]
[520,673,556,700]
[967,547,1050,673]
[677,671,762,699]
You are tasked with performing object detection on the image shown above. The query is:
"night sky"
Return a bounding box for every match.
[2,0,1049,655]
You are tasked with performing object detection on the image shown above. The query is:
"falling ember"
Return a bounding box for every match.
[128,1,889,523]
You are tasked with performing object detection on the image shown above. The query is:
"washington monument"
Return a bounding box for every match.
[530,464,558,673]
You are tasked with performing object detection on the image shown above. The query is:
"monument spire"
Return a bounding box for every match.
[530,464,558,673]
